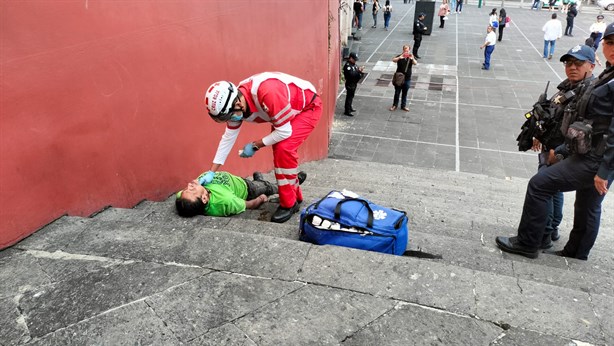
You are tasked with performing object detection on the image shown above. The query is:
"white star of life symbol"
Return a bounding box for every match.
[373,209,387,220]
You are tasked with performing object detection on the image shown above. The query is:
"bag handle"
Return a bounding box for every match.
[334,198,374,228]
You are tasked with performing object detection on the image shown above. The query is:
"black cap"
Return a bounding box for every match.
[418,12,426,17]
[348,52,359,60]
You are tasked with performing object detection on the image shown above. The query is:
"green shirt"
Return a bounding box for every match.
[196,171,248,216]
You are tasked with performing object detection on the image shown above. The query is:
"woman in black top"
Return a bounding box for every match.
[389,45,417,112]
[498,8,507,41]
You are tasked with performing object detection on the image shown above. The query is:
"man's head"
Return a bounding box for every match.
[204,81,246,123]
[347,52,358,63]
[175,180,210,217]
[418,12,425,19]
[603,23,614,65]
[487,25,494,33]
[560,45,595,82]
[551,13,557,19]
[597,14,604,22]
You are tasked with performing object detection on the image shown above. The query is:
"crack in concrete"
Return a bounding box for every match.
[340,300,400,343]
[188,283,308,343]
[510,261,523,293]
[11,290,32,344]
[295,244,313,280]
[586,291,608,344]
[143,299,182,343]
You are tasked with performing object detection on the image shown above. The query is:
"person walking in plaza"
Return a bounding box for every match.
[343,52,364,117]
[480,25,497,70]
[589,15,606,49]
[383,0,392,31]
[564,3,577,37]
[203,72,322,223]
[455,0,463,13]
[531,0,540,10]
[438,0,450,29]
[542,13,562,59]
[371,0,380,28]
[389,45,417,112]
[497,8,507,41]
[547,0,556,11]
[496,27,614,260]
[413,13,427,58]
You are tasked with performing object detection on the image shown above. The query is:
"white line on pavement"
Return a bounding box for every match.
[455,12,460,173]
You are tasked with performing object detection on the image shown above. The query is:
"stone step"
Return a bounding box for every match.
[13,216,612,345]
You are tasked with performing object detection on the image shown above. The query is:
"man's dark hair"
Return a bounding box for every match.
[552,13,557,19]
[175,196,206,217]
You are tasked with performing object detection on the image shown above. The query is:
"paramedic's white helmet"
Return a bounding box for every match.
[204,81,239,122]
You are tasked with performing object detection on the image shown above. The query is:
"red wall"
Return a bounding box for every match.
[0,0,340,248]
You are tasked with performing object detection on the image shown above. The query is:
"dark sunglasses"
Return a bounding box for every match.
[563,60,587,67]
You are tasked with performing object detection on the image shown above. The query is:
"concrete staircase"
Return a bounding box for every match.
[2,158,613,345]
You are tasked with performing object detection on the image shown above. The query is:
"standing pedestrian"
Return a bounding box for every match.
[497,8,507,41]
[542,13,562,59]
[531,0,541,10]
[413,13,427,58]
[564,3,577,36]
[383,0,392,31]
[438,0,450,29]
[354,0,364,30]
[203,72,322,223]
[456,0,463,13]
[480,25,497,70]
[343,52,364,117]
[488,8,498,27]
[589,15,606,50]
[389,45,417,112]
[371,0,380,28]
[548,0,556,11]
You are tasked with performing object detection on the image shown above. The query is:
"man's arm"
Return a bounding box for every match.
[245,194,268,209]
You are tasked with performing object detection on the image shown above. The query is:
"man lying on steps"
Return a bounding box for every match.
[176,170,306,218]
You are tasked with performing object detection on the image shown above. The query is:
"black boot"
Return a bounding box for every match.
[253,171,264,181]
[495,236,539,259]
[298,171,307,185]
[271,202,299,223]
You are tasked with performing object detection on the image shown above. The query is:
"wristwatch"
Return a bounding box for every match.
[252,142,261,151]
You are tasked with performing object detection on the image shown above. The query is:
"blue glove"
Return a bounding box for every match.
[198,171,215,185]
[239,142,258,158]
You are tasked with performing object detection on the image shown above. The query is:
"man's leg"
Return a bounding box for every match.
[413,38,421,57]
[271,99,322,222]
[551,191,564,240]
[549,40,556,58]
[400,79,410,108]
[565,179,612,260]
[543,40,549,58]
[344,86,356,114]
[245,179,277,200]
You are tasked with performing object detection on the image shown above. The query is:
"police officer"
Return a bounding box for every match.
[413,13,428,59]
[531,45,596,248]
[343,52,364,117]
[496,27,614,260]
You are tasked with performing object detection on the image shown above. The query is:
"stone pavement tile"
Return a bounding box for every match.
[188,323,256,346]
[494,327,575,345]
[63,222,310,280]
[0,296,30,345]
[0,250,52,300]
[474,271,606,345]
[17,258,206,338]
[512,255,614,297]
[15,216,92,252]
[234,284,396,345]
[145,271,304,343]
[591,293,614,345]
[27,301,181,346]
[343,302,502,345]
[298,246,477,315]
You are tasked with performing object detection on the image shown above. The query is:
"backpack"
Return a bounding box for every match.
[299,190,409,256]
[384,5,391,14]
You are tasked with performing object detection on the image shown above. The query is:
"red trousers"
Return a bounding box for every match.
[272,97,322,208]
